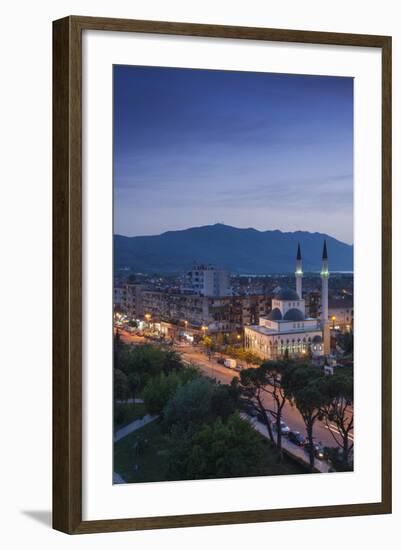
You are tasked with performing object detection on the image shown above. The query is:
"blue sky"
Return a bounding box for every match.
[114,65,353,244]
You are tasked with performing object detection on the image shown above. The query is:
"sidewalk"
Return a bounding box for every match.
[114,414,158,443]
[240,413,330,473]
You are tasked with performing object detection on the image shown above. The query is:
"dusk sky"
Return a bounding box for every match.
[114,65,353,244]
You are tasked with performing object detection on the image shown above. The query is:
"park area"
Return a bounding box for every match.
[113,336,309,483]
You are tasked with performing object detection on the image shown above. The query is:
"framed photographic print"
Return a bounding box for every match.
[53,16,392,534]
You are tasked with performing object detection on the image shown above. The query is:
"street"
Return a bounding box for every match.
[174,341,352,450]
[117,328,353,452]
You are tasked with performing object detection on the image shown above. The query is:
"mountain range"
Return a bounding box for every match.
[114,224,353,274]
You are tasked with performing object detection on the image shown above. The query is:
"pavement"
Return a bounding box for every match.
[240,413,330,473]
[114,413,158,443]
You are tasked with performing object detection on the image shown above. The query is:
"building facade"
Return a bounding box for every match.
[244,242,330,360]
[113,283,144,318]
[328,298,353,332]
[139,290,269,333]
[183,264,231,297]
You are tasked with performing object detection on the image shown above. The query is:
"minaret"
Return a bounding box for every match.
[295,243,303,299]
[320,240,330,355]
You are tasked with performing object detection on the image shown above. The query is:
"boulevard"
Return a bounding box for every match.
[118,328,353,455]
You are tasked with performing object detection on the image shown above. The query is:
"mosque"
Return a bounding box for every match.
[244,242,330,360]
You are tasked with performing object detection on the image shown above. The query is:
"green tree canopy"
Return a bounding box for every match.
[167,414,285,480]
[281,363,326,469]
[115,343,187,395]
[114,368,129,401]
[143,372,182,416]
[163,378,215,430]
[320,369,354,467]
[210,383,238,421]
[143,367,200,416]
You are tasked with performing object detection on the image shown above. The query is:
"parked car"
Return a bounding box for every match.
[246,407,258,418]
[216,357,225,365]
[273,421,290,435]
[304,441,326,460]
[288,431,306,446]
[224,358,237,369]
[234,364,243,371]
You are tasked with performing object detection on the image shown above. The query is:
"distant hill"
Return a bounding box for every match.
[114,224,353,274]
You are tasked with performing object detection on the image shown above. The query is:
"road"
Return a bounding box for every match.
[175,341,346,448]
[118,329,353,450]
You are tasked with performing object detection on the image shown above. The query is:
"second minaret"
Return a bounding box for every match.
[295,242,303,298]
[321,240,330,355]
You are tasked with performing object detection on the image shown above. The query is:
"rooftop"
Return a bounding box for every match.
[246,322,321,337]
[274,287,300,301]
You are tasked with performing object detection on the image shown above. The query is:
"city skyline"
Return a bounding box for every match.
[114,65,354,244]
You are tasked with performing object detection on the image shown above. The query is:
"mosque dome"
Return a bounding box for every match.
[267,308,282,321]
[275,288,300,301]
[283,308,305,321]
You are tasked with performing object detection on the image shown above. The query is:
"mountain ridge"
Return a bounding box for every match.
[114,223,353,274]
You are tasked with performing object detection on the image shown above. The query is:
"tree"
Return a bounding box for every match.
[163,378,214,430]
[281,364,326,470]
[245,350,261,366]
[118,344,165,387]
[215,333,224,347]
[210,383,238,421]
[113,330,123,369]
[203,336,213,350]
[320,370,354,467]
[260,361,291,457]
[325,447,353,472]
[239,367,274,442]
[116,343,186,395]
[127,371,141,402]
[114,368,129,401]
[167,414,280,480]
[143,372,182,415]
[142,367,200,416]
[162,350,183,374]
[240,361,292,457]
[338,331,353,356]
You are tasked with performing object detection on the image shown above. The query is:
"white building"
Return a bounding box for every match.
[245,242,330,360]
[184,264,231,297]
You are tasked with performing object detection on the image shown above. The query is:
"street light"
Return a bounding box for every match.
[144,313,152,335]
